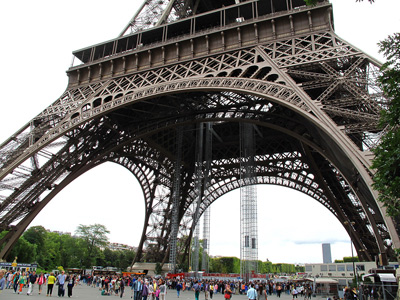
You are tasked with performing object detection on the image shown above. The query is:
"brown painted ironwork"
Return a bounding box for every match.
[0,0,398,267]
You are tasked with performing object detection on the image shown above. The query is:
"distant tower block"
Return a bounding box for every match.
[322,243,332,263]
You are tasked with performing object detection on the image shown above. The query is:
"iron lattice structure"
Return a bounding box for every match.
[0,0,399,268]
[201,206,210,272]
[240,123,258,280]
[201,123,212,273]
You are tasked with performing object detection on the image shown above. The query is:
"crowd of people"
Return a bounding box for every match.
[162,278,314,299]
[56,273,314,299]
[0,270,347,299]
[82,274,169,298]
[0,269,78,297]
[97,276,316,300]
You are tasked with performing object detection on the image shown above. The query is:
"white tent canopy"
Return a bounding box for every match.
[362,273,397,283]
[378,273,396,283]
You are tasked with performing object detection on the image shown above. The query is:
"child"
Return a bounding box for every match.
[155,284,161,300]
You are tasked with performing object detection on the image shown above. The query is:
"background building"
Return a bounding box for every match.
[322,243,332,263]
[305,261,399,291]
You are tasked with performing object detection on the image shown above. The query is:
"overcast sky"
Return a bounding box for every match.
[0,0,399,265]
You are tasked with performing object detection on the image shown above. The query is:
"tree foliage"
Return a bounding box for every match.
[23,226,47,249]
[75,223,110,265]
[75,224,110,250]
[209,257,240,273]
[371,33,400,216]
[8,236,37,263]
[155,262,163,275]
[3,224,135,271]
[207,256,301,274]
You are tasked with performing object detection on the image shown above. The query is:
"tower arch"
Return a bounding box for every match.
[0,0,398,267]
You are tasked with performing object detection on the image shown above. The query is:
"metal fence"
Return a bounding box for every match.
[359,283,398,300]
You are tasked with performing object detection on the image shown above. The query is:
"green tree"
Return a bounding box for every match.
[155,262,162,275]
[119,250,135,270]
[23,226,47,249]
[75,224,110,267]
[260,261,276,273]
[103,247,116,266]
[60,234,86,268]
[4,225,137,272]
[8,236,37,263]
[274,263,296,274]
[295,265,305,273]
[42,231,63,270]
[343,256,359,263]
[209,257,240,273]
[209,257,221,272]
[371,33,400,216]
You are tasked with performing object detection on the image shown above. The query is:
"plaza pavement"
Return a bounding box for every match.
[1,285,330,300]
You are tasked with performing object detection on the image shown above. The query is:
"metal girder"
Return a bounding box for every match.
[0,90,394,263]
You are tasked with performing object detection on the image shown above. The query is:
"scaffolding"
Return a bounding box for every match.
[239,123,258,281]
[201,123,212,273]
[169,126,183,273]
[191,123,204,277]
[201,207,210,272]
[191,123,213,275]
[191,221,201,276]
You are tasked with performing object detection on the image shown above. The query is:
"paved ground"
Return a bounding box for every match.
[1,285,330,300]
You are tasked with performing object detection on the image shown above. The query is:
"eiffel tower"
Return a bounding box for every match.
[0,0,398,269]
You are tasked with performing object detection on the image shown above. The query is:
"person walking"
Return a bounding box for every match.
[66,273,75,298]
[292,287,299,299]
[247,284,257,300]
[176,281,182,298]
[17,271,26,294]
[57,271,66,297]
[142,280,149,300]
[0,269,6,294]
[193,281,201,300]
[27,270,38,295]
[47,272,56,297]
[155,283,161,300]
[159,280,167,300]
[13,270,20,293]
[262,284,268,300]
[119,277,126,298]
[204,281,209,300]
[6,271,13,289]
[276,284,282,298]
[224,284,232,300]
[133,277,143,300]
[38,272,46,295]
[149,279,155,300]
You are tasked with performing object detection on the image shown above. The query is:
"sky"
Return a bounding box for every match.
[0,0,399,265]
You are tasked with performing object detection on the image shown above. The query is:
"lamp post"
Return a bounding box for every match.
[350,237,358,287]
[344,221,357,288]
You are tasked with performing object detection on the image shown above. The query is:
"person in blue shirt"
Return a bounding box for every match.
[176,281,182,298]
[0,269,6,293]
[57,271,67,297]
[247,284,257,300]
[133,277,143,300]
